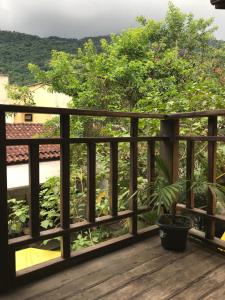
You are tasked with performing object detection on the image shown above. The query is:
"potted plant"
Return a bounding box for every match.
[133,158,225,251]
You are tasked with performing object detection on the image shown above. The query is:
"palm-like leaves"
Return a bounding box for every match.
[130,157,225,217]
[133,176,185,215]
[192,180,225,208]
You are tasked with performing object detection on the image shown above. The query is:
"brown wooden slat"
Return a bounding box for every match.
[4,103,225,119]
[6,136,166,146]
[206,116,217,240]
[0,111,13,292]
[6,138,62,145]
[71,210,133,231]
[169,109,225,118]
[9,228,64,249]
[186,141,194,209]
[146,141,155,203]
[69,136,166,143]
[160,119,179,183]
[177,136,225,142]
[129,118,138,235]
[177,204,225,223]
[110,141,118,217]
[87,142,96,223]
[189,228,225,251]
[147,141,155,184]
[9,210,134,249]
[9,201,225,259]
[60,114,71,259]
[29,144,40,238]
[138,206,153,214]
[0,104,164,118]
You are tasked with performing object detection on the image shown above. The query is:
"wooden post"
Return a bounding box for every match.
[87,142,96,223]
[0,112,14,292]
[147,141,155,197]
[186,141,195,209]
[29,144,40,238]
[110,141,118,217]
[160,119,179,183]
[60,114,71,259]
[129,118,138,235]
[206,116,217,240]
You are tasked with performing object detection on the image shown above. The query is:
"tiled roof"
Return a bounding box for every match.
[6,124,60,164]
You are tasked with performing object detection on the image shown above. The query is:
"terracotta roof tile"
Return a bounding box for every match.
[6,124,60,165]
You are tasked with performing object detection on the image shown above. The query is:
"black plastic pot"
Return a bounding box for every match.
[157,214,192,251]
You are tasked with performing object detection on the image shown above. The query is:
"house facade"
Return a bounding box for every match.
[0,74,72,123]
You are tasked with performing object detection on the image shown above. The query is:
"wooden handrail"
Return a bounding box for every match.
[3,103,225,118]
[0,104,164,118]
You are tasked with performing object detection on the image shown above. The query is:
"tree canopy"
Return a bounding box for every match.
[0,30,107,85]
[29,3,225,115]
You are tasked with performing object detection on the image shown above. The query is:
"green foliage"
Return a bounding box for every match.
[28,3,224,121]
[133,157,186,216]
[135,157,225,217]
[6,84,35,105]
[39,176,61,229]
[0,30,109,85]
[8,199,29,234]
[72,228,111,251]
[192,180,225,210]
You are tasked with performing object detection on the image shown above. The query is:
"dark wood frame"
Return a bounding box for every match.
[0,104,225,293]
[211,0,225,9]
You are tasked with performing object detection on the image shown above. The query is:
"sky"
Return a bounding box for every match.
[0,0,224,40]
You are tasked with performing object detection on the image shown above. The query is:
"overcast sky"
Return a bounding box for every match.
[0,0,224,40]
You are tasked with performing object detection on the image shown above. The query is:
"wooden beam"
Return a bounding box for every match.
[109,142,118,217]
[211,0,225,9]
[206,116,217,240]
[60,114,71,259]
[0,112,14,292]
[129,118,138,235]
[0,104,164,118]
[29,144,40,238]
[147,141,155,184]
[160,119,179,183]
[186,141,195,209]
[87,142,96,223]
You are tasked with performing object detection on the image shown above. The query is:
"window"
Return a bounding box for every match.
[24,113,33,122]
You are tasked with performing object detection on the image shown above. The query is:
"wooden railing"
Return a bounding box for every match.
[0,104,225,292]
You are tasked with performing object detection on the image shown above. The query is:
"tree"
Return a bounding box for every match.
[28,2,224,119]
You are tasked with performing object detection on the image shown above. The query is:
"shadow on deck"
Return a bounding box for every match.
[3,236,225,300]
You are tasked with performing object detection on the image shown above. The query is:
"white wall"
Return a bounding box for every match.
[7,160,60,189]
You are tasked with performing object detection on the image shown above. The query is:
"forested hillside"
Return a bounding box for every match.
[0,30,108,85]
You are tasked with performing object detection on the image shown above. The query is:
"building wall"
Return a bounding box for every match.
[0,75,72,123]
[0,74,9,104]
[7,160,60,199]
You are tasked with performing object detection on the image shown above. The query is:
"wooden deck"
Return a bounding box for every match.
[2,236,225,300]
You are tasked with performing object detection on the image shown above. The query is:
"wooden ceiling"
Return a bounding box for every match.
[211,0,225,9]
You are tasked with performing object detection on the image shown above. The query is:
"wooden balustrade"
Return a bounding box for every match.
[0,104,225,292]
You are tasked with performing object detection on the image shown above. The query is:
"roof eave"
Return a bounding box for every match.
[211,0,225,9]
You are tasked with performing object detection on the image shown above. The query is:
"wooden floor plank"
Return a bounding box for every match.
[1,236,225,300]
[66,245,196,300]
[28,239,165,300]
[172,263,225,300]
[104,249,224,300]
[202,283,225,300]
[2,237,160,300]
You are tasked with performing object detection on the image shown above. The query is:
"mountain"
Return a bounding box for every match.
[0,30,109,85]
